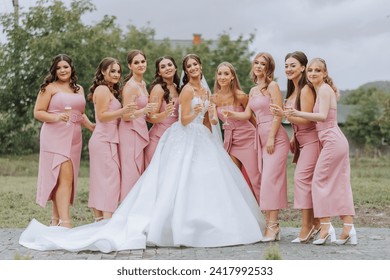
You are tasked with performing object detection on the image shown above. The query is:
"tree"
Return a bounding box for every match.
[0,0,122,155]
[185,32,255,93]
[342,87,389,154]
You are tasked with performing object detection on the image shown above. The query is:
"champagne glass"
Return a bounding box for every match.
[283,98,288,109]
[129,94,138,119]
[221,103,230,126]
[169,93,176,117]
[150,96,159,119]
[64,106,72,126]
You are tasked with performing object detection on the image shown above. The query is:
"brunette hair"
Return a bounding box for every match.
[123,49,146,84]
[180,53,202,91]
[40,54,80,93]
[150,56,180,103]
[285,51,315,111]
[88,57,121,101]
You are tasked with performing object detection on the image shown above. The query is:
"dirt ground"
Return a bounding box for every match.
[354,206,390,228]
[280,205,390,228]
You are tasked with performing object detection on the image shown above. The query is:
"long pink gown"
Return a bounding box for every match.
[312,100,355,217]
[36,92,86,207]
[88,98,121,213]
[144,99,179,167]
[217,105,261,203]
[249,93,290,210]
[118,95,149,202]
[291,116,321,209]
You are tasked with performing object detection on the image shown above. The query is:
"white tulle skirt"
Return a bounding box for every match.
[19,120,265,253]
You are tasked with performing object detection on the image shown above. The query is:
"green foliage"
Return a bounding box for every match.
[0,0,256,156]
[186,32,255,93]
[263,244,282,260]
[342,87,390,152]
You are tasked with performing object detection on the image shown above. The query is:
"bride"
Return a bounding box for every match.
[19,54,265,253]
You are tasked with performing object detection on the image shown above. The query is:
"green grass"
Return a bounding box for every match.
[0,154,389,228]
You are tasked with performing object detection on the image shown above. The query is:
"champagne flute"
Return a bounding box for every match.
[64,106,72,126]
[221,103,230,126]
[129,94,138,119]
[150,96,159,119]
[169,93,176,117]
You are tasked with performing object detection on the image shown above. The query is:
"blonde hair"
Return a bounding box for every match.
[308,58,338,93]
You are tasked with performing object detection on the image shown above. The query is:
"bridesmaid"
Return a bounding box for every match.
[212,62,261,203]
[118,50,153,201]
[271,51,321,243]
[34,54,94,228]
[88,57,135,221]
[285,58,357,245]
[226,52,290,242]
[144,56,180,167]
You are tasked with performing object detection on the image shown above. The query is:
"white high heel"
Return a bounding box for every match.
[313,222,336,245]
[334,223,358,245]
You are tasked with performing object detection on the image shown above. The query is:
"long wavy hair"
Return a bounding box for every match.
[308,58,338,93]
[150,56,180,103]
[213,62,242,106]
[40,54,80,93]
[285,51,315,111]
[250,52,275,93]
[122,49,146,84]
[180,53,202,92]
[88,57,121,101]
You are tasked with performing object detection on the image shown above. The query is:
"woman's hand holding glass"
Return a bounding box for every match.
[221,105,230,127]
[149,96,159,119]
[64,106,72,126]
[168,94,176,117]
[165,101,175,117]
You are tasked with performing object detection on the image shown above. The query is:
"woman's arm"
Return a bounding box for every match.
[34,84,67,123]
[266,81,283,154]
[179,86,203,126]
[94,86,132,122]
[145,85,174,123]
[286,84,332,122]
[286,85,316,125]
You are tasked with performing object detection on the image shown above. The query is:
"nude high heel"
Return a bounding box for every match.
[313,222,336,245]
[261,222,280,242]
[57,219,72,228]
[334,223,358,245]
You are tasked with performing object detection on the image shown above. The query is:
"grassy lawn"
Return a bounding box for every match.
[0,154,389,228]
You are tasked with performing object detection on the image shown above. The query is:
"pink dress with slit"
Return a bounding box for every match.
[36,92,86,207]
[249,94,290,210]
[88,98,121,213]
[118,95,149,201]
[145,98,179,167]
[312,100,355,217]
[217,105,261,203]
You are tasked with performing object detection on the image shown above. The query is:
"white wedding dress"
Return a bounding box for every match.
[19,97,265,253]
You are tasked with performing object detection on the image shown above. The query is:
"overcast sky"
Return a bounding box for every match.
[1,0,389,90]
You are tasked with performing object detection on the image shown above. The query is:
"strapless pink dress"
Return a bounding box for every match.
[249,94,290,210]
[118,95,149,202]
[88,98,121,212]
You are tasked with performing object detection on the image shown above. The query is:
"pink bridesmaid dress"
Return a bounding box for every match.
[291,114,321,209]
[36,92,86,207]
[249,94,290,210]
[217,105,261,203]
[88,98,121,213]
[118,95,149,202]
[144,98,179,167]
[312,100,355,217]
